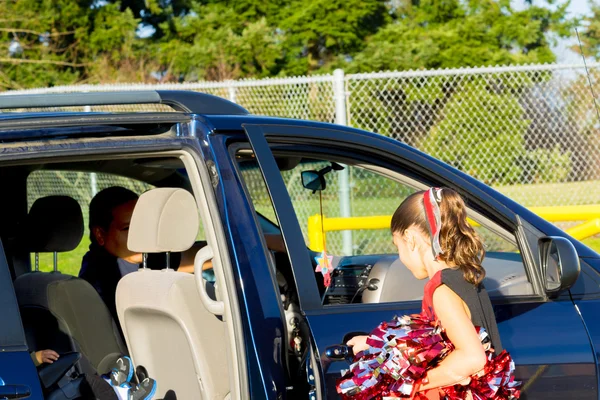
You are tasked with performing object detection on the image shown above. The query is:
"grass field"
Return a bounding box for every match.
[35,236,90,277]
[493,180,600,207]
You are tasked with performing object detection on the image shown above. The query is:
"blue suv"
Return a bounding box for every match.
[0,91,597,399]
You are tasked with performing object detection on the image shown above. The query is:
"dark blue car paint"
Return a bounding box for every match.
[0,352,42,399]
[575,258,600,397]
[200,130,289,399]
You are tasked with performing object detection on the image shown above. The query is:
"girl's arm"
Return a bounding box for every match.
[418,284,487,391]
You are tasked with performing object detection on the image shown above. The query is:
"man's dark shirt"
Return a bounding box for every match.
[79,244,181,324]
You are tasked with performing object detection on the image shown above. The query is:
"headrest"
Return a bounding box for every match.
[128,188,199,253]
[27,196,84,253]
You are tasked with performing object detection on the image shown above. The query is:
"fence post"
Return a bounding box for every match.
[334,69,353,256]
[227,81,237,103]
[84,104,98,197]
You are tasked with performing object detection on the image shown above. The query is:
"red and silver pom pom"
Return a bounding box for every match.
[336,314,521,400]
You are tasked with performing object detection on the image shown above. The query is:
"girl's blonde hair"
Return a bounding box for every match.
[390,188,486,285]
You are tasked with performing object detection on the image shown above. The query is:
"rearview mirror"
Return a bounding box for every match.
[301,171,326,192]
[538,236,580,296]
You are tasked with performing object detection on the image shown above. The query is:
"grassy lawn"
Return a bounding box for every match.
[583,237,600,252]
[493,180,600,207]
[34,236,90,276]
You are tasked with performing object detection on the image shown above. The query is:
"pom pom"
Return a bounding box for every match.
[337,314,451,399]
[337,314,521,399]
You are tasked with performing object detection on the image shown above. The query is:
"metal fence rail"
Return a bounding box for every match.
[7,62,600,255]
[307,205,600,253]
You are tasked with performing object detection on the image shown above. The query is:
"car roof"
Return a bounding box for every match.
[0,90,249,115]
[202,113,401,144]
[0,112,107,120]
[0,90,397,148]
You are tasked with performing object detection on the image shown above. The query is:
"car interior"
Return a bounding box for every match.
[236,150,535,307]
[0,147,535,400]
[0,153,242,400]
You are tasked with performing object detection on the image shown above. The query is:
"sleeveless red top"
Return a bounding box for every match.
[421,268,503,353]
[422,269,444,320]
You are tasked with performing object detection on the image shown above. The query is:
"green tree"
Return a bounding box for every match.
[155,2,284,81]
[0,0,146,88]
[0,0,580,88]
[422,82,529,185]
[277,0,389,75]
[421,80,573,185]
[347,0,572,72]
[0,0,92,89]
[114,0,194,39]
[151,0,390,79]
[571,1,600,59]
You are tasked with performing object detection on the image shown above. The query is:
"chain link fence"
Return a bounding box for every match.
[7,63,600,256]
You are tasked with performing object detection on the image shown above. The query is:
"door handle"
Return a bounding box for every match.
[0,384,31,399]
[324,344,354,361]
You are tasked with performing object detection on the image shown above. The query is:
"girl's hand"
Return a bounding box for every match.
[346,335,370,353]
[36,350,60,364]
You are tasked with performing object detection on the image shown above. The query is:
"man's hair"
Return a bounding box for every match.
[89,186,138,244]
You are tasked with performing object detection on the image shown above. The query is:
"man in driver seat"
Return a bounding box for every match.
[79,186,201,323]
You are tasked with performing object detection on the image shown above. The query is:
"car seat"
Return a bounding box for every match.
[116,188,230,400]
[13,195,127,376]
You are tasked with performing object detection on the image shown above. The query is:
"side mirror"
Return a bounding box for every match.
[538,236,580,296]
[301,171,326,192]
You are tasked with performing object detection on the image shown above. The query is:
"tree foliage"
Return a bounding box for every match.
[422,83,529,185]
[422,81,574,185]
[0,0,576,88]
[347,0,573,73]
[572,1,600,59]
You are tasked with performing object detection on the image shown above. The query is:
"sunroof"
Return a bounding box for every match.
[0,113,188,142]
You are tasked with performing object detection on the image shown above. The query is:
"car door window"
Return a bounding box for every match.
[237,150,534,307]
[27,170,153,275]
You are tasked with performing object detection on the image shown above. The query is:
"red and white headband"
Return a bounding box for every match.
[423,187,444,260]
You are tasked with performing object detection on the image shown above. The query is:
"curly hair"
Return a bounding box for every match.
[390,188,486,285]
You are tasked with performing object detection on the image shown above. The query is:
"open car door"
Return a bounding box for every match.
[243,123,597,400]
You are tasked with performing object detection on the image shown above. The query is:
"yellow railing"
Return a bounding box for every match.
[307,205,600,252]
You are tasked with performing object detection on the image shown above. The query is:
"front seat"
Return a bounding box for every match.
[13,195,127,375]
[116,188,230,400]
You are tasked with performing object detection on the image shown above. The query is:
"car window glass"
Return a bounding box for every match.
[236,150,534,308]
[287,160,416,255]
[27,170,154,275]
[239,165,278,224]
